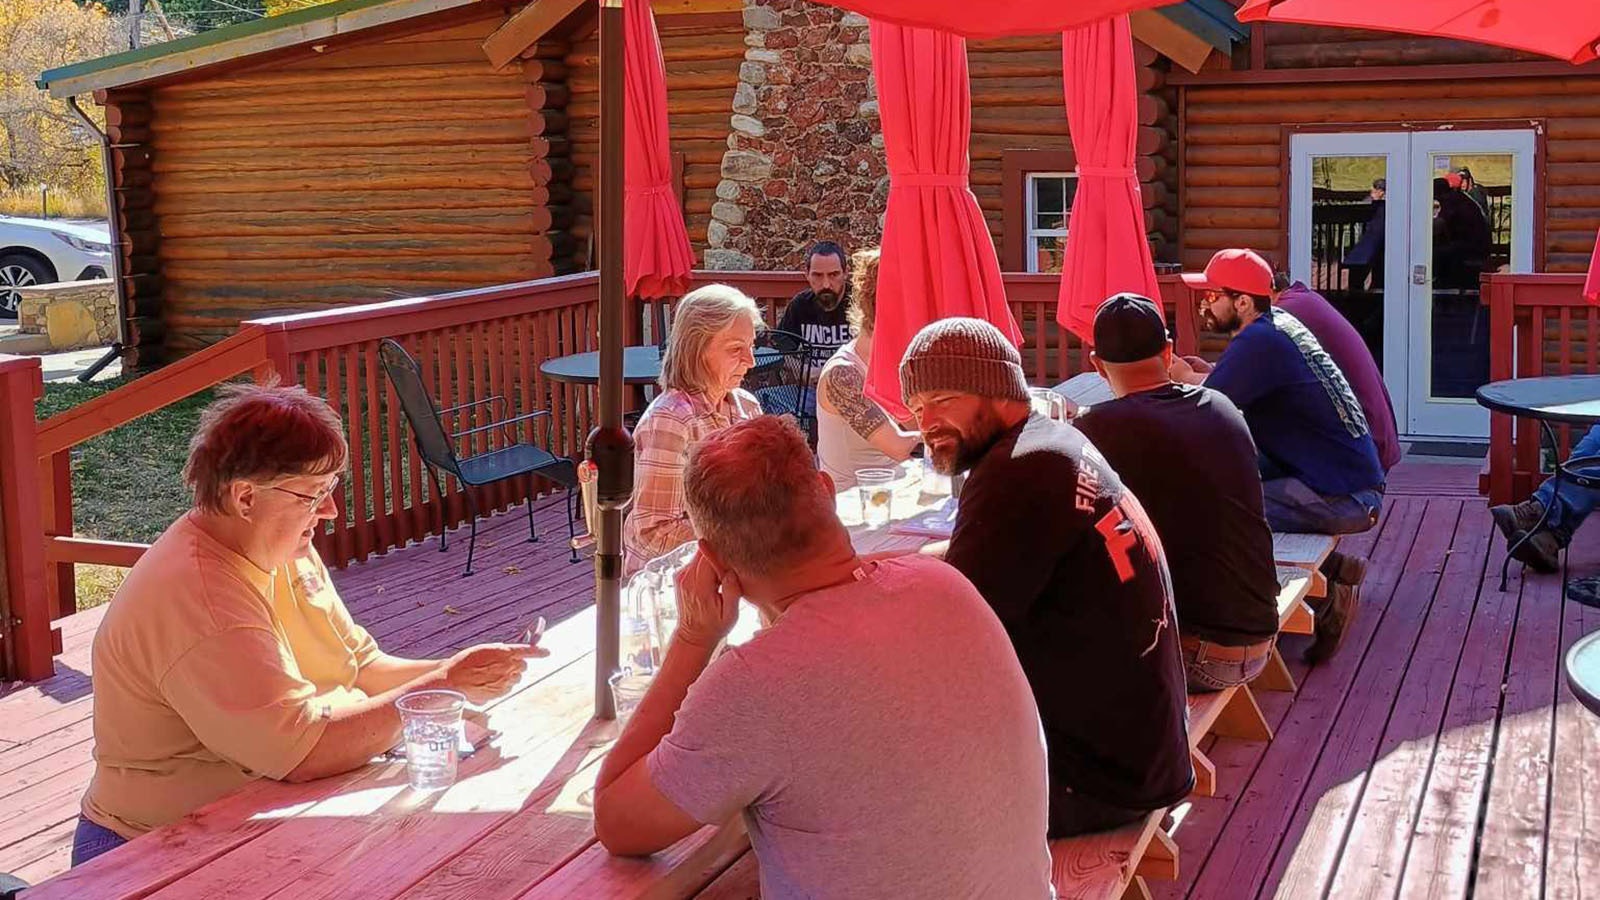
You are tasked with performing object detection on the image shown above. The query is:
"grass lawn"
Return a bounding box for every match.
[36,375,216,610]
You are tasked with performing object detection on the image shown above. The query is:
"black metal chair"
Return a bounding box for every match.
[379,339,580,576]
[744,328,817,441]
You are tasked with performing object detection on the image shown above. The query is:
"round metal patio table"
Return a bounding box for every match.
[538,344,780,385]
[1565,629,1600,717]
[1476,374,1600,601]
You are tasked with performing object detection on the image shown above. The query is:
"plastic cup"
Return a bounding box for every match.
[919,455,951,499]
[609,671,651,721]
[856,468,896,528]
[396,689,466,791]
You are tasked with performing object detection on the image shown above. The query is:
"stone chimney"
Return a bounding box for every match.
[705,0,886,270]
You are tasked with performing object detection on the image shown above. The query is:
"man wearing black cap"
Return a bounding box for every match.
[1075,295,1284,681]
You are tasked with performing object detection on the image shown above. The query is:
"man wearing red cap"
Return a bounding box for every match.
[1173,249,1387,660]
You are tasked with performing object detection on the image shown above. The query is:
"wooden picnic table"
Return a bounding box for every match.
[23,465,947,900]
[21,603,757,900]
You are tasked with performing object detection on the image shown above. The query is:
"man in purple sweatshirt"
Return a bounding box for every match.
[1271,274,1403,473]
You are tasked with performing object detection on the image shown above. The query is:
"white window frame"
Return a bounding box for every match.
[1024,172,1077,273]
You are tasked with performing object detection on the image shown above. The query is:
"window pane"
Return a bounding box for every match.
[1428,152,1510,401]
[1036,211,1068,231]
[1308,154,1387,371]
[1034,177,1064,212]
[1033,236,1065,274]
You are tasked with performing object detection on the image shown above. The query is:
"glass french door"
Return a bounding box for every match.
[1289,129,1536,440]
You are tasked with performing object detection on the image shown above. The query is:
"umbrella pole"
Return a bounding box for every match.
[589,0,632,720]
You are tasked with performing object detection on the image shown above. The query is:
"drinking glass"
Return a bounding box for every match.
[608,670,651,721]
[856,468,896,528]
[1029,387,1066,421]
[396,689,466,791]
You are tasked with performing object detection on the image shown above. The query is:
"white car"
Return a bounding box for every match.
[0,216,114,318]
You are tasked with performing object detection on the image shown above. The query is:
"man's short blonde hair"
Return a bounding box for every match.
[848,247,881,338]
[184,383,348,513]
[659,284,765,395]
[684,416,836,577]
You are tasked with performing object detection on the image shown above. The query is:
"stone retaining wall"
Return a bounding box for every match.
[16,279,118,350]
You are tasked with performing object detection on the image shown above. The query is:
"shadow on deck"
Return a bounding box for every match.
[3,460,1597,899]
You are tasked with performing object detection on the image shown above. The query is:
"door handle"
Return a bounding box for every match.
[1411,265,1428,285]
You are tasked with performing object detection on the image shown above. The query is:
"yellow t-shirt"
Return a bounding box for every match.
[82,513,383,838]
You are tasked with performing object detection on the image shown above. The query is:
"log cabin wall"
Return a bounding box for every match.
[1257,25,1548,69]
[566,11,746,272]
[1179,73,1600,275]
[967,36,1177,266]
[1180,27,1595,274]
[145,12,562,357]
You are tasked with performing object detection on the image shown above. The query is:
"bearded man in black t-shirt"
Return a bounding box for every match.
[899,317,1193,839]
[777,242,855,391]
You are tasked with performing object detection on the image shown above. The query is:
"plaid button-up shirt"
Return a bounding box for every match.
[623,388,763,577]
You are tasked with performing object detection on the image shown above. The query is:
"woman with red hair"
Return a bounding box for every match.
[72,384,544,866]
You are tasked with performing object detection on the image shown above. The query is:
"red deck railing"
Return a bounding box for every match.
[1484,273,1599,505]
[0,270,1193,681]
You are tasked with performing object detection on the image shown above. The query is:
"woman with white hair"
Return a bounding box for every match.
[623,284,764,576]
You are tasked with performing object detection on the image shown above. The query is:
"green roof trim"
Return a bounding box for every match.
[37,0,482,97]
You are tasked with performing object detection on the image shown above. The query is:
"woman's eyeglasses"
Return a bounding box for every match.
[270,476,342,508]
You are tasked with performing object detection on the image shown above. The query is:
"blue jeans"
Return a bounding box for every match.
[1262,476,1382,535]
[1182,638,1273,692]
[70,816,127,867]
[1533,424,1600,540]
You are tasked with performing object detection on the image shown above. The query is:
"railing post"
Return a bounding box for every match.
[39,451,75,651]
[0,356,55,681]
[1513,300,1542,500]
[1487,277,1515,505]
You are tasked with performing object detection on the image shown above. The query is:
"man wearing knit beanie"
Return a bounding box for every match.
[899,317,1193,839]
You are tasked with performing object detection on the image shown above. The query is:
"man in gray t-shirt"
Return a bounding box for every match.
[593,416,1052,900]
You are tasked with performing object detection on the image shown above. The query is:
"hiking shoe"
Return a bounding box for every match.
[1305,580,1357,665]
[1320,550,1369,587]
[1490,499,1561,574]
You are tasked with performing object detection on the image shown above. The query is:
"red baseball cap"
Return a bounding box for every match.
[1181,248,1275,297]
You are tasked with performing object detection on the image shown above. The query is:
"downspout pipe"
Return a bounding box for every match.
[65,95,127,381]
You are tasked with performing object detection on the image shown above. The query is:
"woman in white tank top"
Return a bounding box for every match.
[816,249,921,489]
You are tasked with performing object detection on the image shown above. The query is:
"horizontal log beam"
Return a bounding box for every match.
[153,186,561,216]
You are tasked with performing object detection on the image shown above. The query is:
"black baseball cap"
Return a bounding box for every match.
[1092,293,1169,364]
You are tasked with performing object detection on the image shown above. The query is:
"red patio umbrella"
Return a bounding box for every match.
[830,0,1178,40]
[622,0,693,299]
[866,20,1020,419]
[1056,15,1162,341]
[1236,0,1600,64]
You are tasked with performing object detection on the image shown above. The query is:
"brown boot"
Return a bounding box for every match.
[1320,550,1368,587]
[1490,499,1561,574]
[1305,580,1357,664]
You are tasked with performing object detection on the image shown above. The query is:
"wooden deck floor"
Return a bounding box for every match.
[3,460,1598,898]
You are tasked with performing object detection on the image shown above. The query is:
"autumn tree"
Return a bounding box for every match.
[1,0,122,198]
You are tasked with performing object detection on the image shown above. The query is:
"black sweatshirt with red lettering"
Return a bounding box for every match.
[944,414,1194,814]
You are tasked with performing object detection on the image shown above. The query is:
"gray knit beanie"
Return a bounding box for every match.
[898,317,1029,406]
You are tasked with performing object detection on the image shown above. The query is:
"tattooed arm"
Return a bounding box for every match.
[819,364,921,461]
